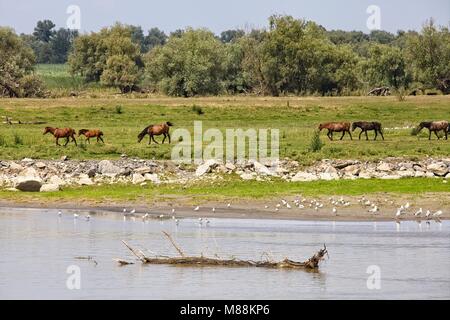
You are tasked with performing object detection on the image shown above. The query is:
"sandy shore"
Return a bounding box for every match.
[1,193,448,221]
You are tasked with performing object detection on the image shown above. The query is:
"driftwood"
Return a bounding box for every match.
[368,86,390,96]
[119,232,328,270]
[2,116,46,125]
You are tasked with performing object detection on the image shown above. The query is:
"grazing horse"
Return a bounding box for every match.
[416,121,449,140]
[318,122,352,141]
[352,121,384,141]
[138,122,173,144]
[78,129,104,144]
[43,127,77,146]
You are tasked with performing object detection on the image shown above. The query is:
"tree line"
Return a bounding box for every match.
[1,15,449,97]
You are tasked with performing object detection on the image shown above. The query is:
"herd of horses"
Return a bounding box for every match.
[43,122,173,146]
[42,120,449,147]
[318,120,449,141]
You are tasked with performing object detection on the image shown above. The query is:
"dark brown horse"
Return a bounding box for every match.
[318,122,352,141]
[352,121,384,140]
[43,127,77,146]
[78,129,104,144]
[138,122,173,144]
[416,121,448,140]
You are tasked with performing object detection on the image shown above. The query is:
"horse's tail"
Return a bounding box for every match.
[166,121,174,127]
[138,125,152,142]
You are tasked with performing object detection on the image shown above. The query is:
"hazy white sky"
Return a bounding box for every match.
[1,0,449,34]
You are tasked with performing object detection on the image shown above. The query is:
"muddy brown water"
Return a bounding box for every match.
[0,208,449,299]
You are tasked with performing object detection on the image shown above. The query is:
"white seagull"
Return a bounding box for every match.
[194,206,200,211]
[414,208,423,217]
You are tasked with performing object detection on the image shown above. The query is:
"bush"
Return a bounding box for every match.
[115,105,123,114]
[309,130,324,152]
[192,105,204,115]
[13,132,23,145]
[19,74,47,97]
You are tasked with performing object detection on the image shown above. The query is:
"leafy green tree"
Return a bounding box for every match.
[69,23,141,84]
[405,20,450,93]
[100,55,141,93]
[220,29,245,43]
[144,27,167,51]
[0,28,45,97]
[362,44,410,89]
[33,20,55,42]
[144,28,225,96]
[50,28,78,63]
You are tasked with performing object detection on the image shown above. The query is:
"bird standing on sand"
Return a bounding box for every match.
[433,210,443,217]
[194,206,200,211]
[414,208,423,217]
[332,207,337,215]
[212,207,216,213]
[227,203,231,208]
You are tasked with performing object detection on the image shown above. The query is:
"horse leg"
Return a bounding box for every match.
[428,129,432,140]
[87,137,90,144]
[64,137,69,147]
[148,135,151,145]
[167,132,171,144]
[374,130,378,141]
[72,135,77,146]
[365,130,369,141]
[56,137,60,146]
[99,136,104,143]
[348,130,353,140]
[152,135,159,144]
[340,131,345,140]
[327,130,333,141]
[358,130,362,140]
[379,130,384,140]
[434,130,440,140]
[162,134,166,144]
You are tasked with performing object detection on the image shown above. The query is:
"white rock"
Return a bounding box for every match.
[427,162,449,176]
[98,160,122,177]
[8,162,24,171]
[252,161,273,176]
[40,184,61,192]
[35,162,46,169]
[240,173,256,180]
[78,174,94,186]
[291,171,318,182]
[19,167,39,177]
[49,175,66,185]
[225,163,236,171]
[132,173,146,184]
[319,172,339,180]
[144,173,160,184]
[195,159,220,177]
[377,162,394,172]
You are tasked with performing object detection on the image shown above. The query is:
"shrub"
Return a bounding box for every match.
[115,105,123,114]
[309,130,324,152]
[19,74,47,98]
[192,105,204,115]
[13,132,23,145]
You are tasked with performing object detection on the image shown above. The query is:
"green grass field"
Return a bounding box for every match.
[0,177,448,204]
[0,95,449,163]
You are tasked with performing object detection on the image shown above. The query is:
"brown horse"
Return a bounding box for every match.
[416,121,449,140]
[78,129,104,144]
[352,121,384,140]
[43,127,77,146]
[138,122,173,144]
[319,122,352,141]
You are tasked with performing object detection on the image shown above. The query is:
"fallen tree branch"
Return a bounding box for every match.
[162,231,185,257]
[119,233,328,270]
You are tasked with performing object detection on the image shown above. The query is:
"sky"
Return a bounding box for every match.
[0,0,449,35]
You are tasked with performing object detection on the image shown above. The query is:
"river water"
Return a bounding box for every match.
[0,208,449,300]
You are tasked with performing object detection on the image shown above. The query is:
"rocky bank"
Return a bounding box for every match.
[0,156,449,192]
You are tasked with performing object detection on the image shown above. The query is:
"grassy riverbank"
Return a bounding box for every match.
[0,96,449,164]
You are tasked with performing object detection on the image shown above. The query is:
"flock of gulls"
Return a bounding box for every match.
[56,195,444,228]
